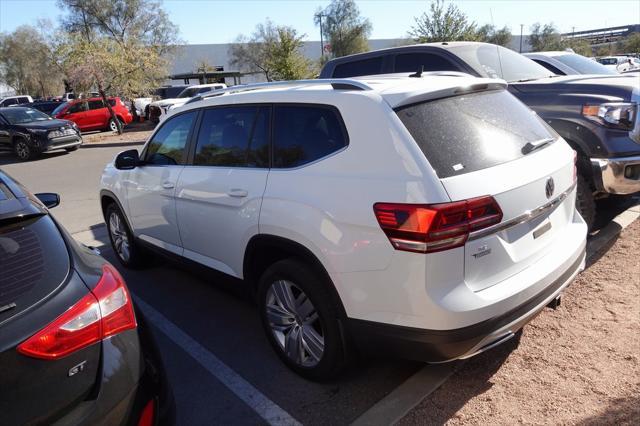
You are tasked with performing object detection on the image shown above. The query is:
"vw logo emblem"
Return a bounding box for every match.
[545,177,555,199]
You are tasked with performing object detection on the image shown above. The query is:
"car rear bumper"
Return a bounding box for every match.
[347,247,585,363]
[591,155,640,195]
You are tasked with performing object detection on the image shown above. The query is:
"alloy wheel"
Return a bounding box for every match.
[109,119,119,132]
[265,280,325,367]
[15,141,30,160]
[109,212,130,262]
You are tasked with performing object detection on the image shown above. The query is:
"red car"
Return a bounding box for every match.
[52,97,132,132]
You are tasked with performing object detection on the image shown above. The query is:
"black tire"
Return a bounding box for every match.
[105,203,148,268]
[65,146,79,152]
[107,118,123,133]
[576,173,596,231]
[257,259,349,381]
[13,138,36,161]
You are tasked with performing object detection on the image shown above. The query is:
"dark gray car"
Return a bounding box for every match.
[320,42,640,228]
[0,169,174,425]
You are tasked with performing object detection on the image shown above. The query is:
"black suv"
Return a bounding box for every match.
[320,42,640,228]
[0,107,82,161]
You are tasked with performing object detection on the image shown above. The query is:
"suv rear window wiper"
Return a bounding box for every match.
[521,137,555,155]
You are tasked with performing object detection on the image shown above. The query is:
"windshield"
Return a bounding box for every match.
[0,108,51,124]
[51,102,69,116]
[451,44,555,83]
[177,87,200,98]
[554,54,617,75]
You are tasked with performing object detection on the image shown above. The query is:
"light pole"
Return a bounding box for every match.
[519,24,524,53]
[316,12,325,60]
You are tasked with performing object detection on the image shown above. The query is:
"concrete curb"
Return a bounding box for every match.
[81,141,145,149]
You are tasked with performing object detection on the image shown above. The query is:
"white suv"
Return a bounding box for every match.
[147,83,226,123]
[100,76,587,380]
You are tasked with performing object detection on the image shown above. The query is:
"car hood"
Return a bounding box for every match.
[19,119,76,130]
[512,74,639,100]
[150,98,189,107]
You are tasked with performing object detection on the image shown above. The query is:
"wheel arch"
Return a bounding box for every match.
[243,234,347,318]
[100,189,134,232]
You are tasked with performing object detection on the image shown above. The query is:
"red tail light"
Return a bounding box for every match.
[373,196,503,253]
[17,264,136,360]
[138,399,156,426]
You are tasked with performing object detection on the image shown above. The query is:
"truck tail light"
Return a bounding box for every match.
[17,264,136,360]
[374,196,503,253]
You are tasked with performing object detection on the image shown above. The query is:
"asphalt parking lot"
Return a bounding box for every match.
[1,146,638,425]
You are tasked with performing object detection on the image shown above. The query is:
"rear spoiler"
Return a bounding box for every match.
[392,80,508,109]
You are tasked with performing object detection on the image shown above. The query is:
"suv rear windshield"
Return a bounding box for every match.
[396,90,555,178]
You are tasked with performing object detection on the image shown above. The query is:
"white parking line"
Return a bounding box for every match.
[134,297,302,426]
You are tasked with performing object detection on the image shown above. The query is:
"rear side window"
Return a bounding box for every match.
[193,106,269,168]
[394,53,457,73]
[18,97,30,104]
[88,100,105,110]
[333,57,383,78]
[273,105,347,168]
[396,90,555,178]
[145,111,196,165]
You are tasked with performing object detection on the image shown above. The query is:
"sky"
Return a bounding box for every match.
[1,0,639,44]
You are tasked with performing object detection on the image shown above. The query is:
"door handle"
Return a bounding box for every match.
[162,181,175,189]
[227,189,248,198]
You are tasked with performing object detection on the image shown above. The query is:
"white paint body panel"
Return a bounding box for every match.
[100,77,587,335]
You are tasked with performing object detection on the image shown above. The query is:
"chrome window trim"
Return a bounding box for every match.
[468,181,577,241]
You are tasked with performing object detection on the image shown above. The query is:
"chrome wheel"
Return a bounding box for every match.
[15,141,30,160]
[109,211,130,262]
[265,280,325,367]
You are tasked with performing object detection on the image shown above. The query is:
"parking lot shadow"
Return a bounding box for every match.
[0,150,68,166]
[576,393,640,425]
[399,331,522,424]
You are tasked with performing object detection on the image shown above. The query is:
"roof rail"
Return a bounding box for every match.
[185,79,373,105]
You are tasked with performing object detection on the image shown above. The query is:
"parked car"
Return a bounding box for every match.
[24,100,63,116]
[100,78,587,380]
[0,169,174,425]
[524,51,618,75]
[52,97,133,132]
[147,83,226,124]
[596,56,640,73]
[0,107,82,160]
[320,42,640,229]
[0,95,33,107]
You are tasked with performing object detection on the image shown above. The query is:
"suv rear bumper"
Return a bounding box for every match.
[591,155,640,195]
[347,248,585,363]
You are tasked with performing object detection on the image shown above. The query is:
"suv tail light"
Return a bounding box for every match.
[17,264,136,360]
[373,196,503,253]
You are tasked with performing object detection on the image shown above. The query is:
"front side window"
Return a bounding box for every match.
[2,98,18,107]
[88,100,105,110]
[68,101,88,113]
[273,105,348,168]
[394,53,457,73]
[145,111,196,165]
[554,54,617,75]
[193,106,269,168]
[532,59,565,75]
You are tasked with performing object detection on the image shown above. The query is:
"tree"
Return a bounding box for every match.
[565,39,592,57]
[57,0,178,133]
[0,25,64,97]
[409,0,478,43]
[528,23,564,51]
[625,33,640,54]
[315,0,372,58]
[476,24,512,47]
[229,20,313,81]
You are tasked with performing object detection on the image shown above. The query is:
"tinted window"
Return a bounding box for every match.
[554,54,617,75]
[194,106,269,167]
[51,102,69,116]
[532,59,565,75]
[145,111,196,165]
[394,53,457,73]
[396,90,555,178]
[88,100,105,110]
[333,57,383,78]
[2,99,17,107]
[450,44,554,82]
[18,97,30,104]
[68,101,88,113]
[273,105,347,168]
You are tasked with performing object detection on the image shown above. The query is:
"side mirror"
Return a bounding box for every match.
[35,193,60,209]
[115,149,140,170]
